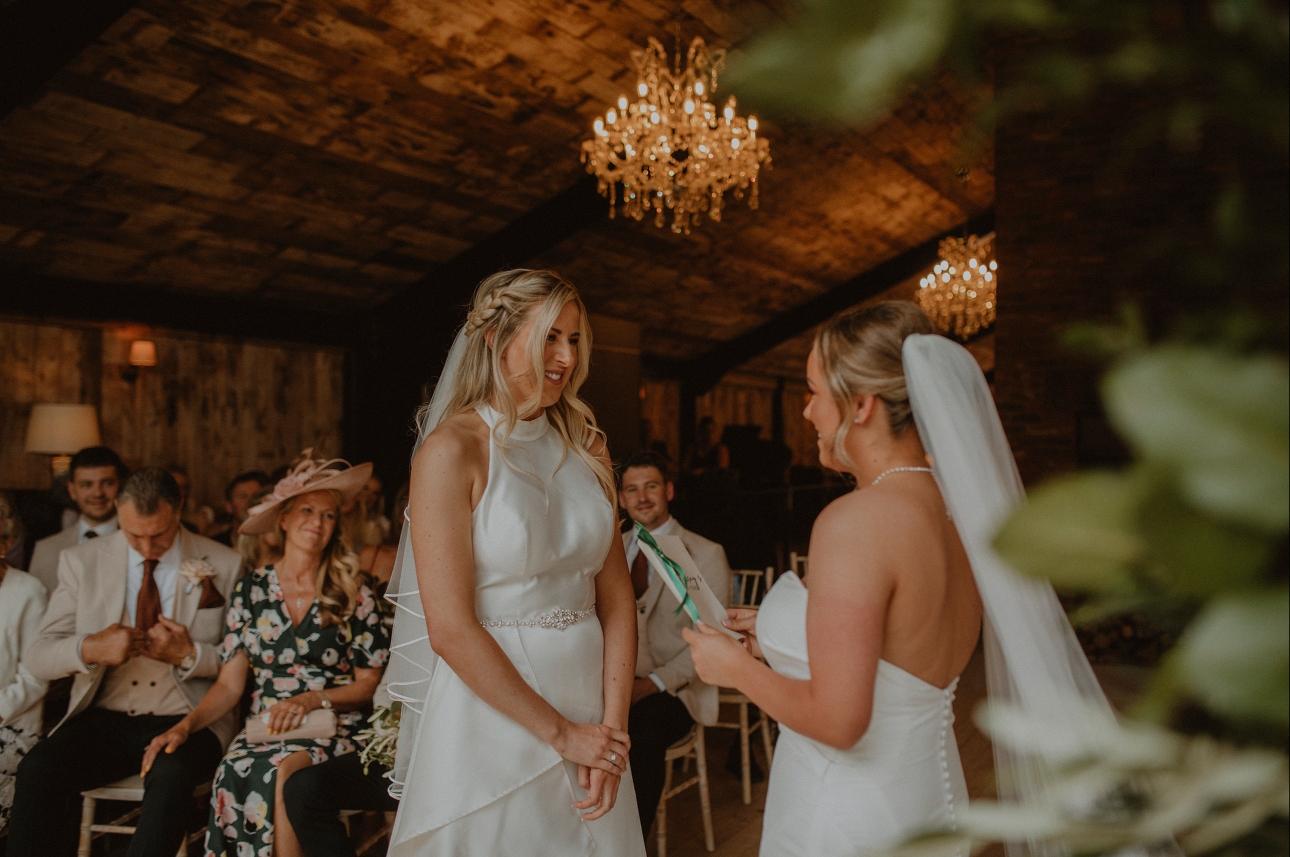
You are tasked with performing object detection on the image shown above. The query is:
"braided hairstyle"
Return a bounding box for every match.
[417,269,616,506]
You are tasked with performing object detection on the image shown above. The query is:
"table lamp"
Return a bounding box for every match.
[24,403,102,476]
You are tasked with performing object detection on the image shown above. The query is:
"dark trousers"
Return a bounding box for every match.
[627,690,694,839]
[283,752,399,857]
[8,707,223,857]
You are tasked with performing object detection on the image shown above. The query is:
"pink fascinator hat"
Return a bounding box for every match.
[239,448,372,535]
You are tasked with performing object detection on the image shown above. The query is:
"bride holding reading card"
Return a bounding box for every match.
[686,302,1116,856]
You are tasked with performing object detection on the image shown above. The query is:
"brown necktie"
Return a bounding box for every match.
[630,548,651,600]
[136,559,162,631]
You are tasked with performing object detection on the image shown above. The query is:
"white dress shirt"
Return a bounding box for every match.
[77,516,119,543]
[625,515,681,692]
[624,515,680,583]
[124,537,181,626]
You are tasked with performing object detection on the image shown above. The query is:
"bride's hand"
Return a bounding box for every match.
[573,765,621,820]
[683,621,753,687]
[552,720,630,778]
[723,607,763,659]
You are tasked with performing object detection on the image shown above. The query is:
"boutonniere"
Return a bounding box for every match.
[180,558,217,594]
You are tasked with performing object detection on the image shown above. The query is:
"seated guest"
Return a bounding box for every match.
[10,468,241,857]
[357,480,408,590]
[140,451,388,857]
[342,473,388,554]
[618,451,732,838]
[28,445,128,595]
[209,469,270,546]
[282,677,400,857]
[235,486,284,575]
[165,464,200,533]
[0,496,48,835]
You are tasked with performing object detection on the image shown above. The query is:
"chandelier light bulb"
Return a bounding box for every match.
[581,35,771,233]
[916,233,998,340]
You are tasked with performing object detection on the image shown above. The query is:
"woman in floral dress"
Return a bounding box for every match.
[142,452,389,857]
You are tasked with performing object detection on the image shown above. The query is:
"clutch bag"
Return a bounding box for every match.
[245,707,337,744]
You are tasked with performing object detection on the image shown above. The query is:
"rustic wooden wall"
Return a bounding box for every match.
[0,316,343,509]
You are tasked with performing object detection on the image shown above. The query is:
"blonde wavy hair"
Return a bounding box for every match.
[416,269,615,505]
[276,489,364,631]
[814,301,935,470]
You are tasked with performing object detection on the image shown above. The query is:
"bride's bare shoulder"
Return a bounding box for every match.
[413,410,489,472]
[815,488,924,543]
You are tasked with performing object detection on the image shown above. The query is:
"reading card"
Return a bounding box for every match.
[638,534,742,640]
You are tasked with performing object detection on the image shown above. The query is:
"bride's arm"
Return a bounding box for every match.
[685,496,890,750]
[570,440,638,820]
[411,422,630,778]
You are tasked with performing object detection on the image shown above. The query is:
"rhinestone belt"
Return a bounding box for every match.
[480,607,595,631]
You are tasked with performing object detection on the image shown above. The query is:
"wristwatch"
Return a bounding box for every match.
[179,645,197,672]
[318,689,332,710]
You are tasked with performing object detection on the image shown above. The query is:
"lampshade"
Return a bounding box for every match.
[128,340,157,367]
[24,404,102,455]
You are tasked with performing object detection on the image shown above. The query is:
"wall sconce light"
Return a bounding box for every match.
[122,339,157,383]
[24,403,102,477]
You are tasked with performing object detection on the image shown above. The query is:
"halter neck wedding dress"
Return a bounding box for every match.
[386,405,646,856]
[757,572,968,856]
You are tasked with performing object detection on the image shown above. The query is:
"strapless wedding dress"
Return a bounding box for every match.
[756,572,968,856]
[389,405,646,856]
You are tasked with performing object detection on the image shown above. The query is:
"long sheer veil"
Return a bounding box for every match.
[382,326,470,797]
[904,334,1111,857]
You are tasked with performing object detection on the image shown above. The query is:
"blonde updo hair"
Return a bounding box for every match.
[418,269,615,505]
[276,489,364,631]
[814,301,935,469]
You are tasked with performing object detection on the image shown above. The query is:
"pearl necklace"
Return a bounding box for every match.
[870,466,934,486]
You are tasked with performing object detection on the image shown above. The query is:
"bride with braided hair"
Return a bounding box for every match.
[384,270,647,855]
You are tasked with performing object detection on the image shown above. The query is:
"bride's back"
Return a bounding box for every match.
[820,478,980,691]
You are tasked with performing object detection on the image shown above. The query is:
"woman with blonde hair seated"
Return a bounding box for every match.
[0,495,47,834]
[141,452,390,857]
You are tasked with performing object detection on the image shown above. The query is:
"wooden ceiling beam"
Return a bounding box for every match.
[670,209,996,394]
[371,174,606,335]
[0,267,354,348]
[0,0,141,119]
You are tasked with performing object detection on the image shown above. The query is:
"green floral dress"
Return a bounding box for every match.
[205,566,389,857]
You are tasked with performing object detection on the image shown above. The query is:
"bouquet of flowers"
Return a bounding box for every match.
[356,702,401,776]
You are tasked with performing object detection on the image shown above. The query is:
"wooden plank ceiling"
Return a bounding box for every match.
[0,0,993,366]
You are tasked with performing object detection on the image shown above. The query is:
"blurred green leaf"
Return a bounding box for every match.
[1177,588,1290,727]
[1138,485,1275,598]
[1103,347,1290,532]
[994,470,1149,593]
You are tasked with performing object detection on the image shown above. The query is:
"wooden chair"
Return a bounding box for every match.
[789,551,809,578]
[713,567,777,804]
[78,774,210,857]
[730,567,770,608]
[654,725,714,857]
[340,809,397,854]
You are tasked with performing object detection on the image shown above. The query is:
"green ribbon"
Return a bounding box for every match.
[635,523,701,623]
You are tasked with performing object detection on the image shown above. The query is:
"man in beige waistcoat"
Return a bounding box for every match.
[9,468,241,857]
[619,451,732,838]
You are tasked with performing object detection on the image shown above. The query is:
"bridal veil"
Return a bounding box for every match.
[904,334,1113,857]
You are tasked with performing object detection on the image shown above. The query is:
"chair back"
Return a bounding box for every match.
[730,567,773,607]
[789,551,809,578]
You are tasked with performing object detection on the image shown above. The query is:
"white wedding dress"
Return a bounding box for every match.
[388,405,647,856]
[757,572,968,857]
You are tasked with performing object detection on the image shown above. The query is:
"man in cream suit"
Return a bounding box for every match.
[9,468,241,857]
[619,451,732,838]
[27,445,128,594]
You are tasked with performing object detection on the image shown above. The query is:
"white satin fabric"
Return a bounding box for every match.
[756,572,968,856]
[388,405,646,856]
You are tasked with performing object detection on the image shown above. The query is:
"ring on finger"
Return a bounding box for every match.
[608,752,617,762]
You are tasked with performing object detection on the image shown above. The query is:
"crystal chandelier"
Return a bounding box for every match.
[916,232,998,340]
[581,36,771,234]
